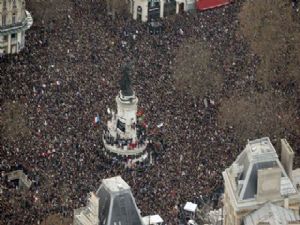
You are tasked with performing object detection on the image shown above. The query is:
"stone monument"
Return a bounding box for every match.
[102,65,148,162]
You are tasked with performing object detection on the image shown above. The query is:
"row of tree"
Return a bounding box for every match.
[173,0,300,145]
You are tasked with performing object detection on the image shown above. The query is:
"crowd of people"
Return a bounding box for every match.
[0,1,299,225]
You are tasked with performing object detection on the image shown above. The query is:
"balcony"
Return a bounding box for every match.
[0,10,33,35]
[103,136,148,156]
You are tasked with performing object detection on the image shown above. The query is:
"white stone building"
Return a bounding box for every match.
[129,0,195,22]
[74,176,164,225]
[103,65,148,162]
[0,0,32,55]
[6,169,32,189]
[222,137,300,225]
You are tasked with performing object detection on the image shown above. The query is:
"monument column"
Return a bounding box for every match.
[102,65,148,162]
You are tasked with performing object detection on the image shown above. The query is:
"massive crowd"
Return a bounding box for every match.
[0,1,299,225]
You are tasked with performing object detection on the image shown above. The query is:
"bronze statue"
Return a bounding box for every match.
[120,64,134,97]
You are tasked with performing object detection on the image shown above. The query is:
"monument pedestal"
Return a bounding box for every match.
[102,65,148,163]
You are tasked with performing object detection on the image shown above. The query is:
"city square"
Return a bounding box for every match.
[0,0,300,225]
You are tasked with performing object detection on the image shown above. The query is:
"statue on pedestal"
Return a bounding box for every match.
[120,64,134,97]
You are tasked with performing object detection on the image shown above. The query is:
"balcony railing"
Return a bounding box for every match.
[1,22,23,30]
[0,11,33,35]
[103,134,148,156]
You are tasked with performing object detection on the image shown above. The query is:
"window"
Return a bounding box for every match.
[149,0,160,8]
[137,6,142,13]
[2,15,6,26]
[12,13,16,24]
[117,120,126,132]
[13,0,17,7]
[11,33,17,39]
[3,35,8,42]
[137,6,142,21]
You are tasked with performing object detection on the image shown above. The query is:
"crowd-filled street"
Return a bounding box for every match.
[0,1,299,224]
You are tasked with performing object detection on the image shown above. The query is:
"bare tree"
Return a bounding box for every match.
[173,38,222,98]
[239,0,300,90]
[40,213,72,225]
[217,91,300,144]
[27,0,73,24]
[106,0,129,19]
[1,101,30,142]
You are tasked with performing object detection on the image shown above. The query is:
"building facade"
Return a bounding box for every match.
[0,0,32,55]
[222,137,300,225]
[129,0,195,22]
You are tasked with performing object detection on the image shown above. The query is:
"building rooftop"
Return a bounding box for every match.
[292,169,300,189]
[74,176,144,225]
[101,176,130,193]
[243,202,300,225]
[226,137,297,201]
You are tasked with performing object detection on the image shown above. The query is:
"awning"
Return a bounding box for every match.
[197,0,232,11]
[143,215,164,224]
[184,202,198,213]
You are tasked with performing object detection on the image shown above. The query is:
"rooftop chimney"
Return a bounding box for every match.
[281,139,294,179]
[257,167,281,201]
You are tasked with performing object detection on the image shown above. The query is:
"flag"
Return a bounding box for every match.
[136,109,144,117]
[94,115,100,124]
[157,122,164,128]
[142,121,148,128]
